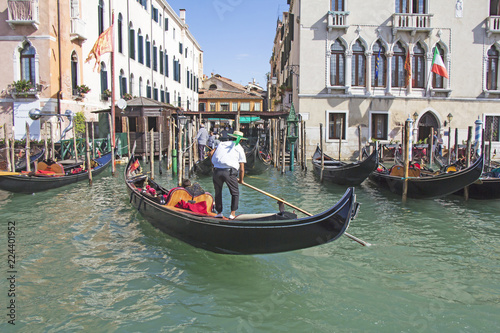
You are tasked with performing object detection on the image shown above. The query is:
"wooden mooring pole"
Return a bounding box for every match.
[25,122,31,172]
[4,126,12,172]
[86,122,93,185]
[402,120,411,203]
[320,123,324,182]
[150,128,155,180]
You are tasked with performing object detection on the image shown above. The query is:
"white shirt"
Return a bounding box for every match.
[211,141,246,170]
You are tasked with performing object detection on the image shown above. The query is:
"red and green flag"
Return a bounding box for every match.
[431,47,448,79]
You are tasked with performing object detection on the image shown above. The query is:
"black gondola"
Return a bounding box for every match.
[125,155,359,255]
[242,138,271,175]
[13,149,45,172]
[0,152,112,193]
[311,146,378,185]
[368,156,484,199]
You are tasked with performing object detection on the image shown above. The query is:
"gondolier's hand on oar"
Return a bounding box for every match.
[241,181,371,247]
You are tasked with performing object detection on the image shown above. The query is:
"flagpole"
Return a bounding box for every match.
[110,9,116,175]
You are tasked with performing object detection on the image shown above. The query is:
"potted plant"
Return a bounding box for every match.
[10,79,34,98]
[123,93,133,101]
[77,84,91,95]
[103,89,112,97]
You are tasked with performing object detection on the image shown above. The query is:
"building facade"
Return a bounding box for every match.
[0,0,202,141]
[270,0,500,159]
[199,74,264,113]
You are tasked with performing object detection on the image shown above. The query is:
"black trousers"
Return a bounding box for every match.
[198,144,206,161]
[213,168,239,213]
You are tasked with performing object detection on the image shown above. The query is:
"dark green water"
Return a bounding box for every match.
[0,164,498,332]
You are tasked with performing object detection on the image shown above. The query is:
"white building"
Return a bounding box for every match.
[270,0,500,159]
[83,0,203,112]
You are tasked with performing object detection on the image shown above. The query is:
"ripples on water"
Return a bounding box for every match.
[0,164,498,332]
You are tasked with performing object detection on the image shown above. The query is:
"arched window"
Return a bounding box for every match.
[118,14,123,53]
[20,42,36,84]
[412,42,425,88]
[71,51,78,94]
[487,45,499,90]
[392,42,406,87]
[138,30,144,64]
[139,77,143,96]
[352,40,366,87]
[153,41,157,71]
[98,0,104,35]
[145,36,151,68]
[330,39,345,86]
[100,62,108,97]
[159,47,163,74]
[372,40,386,87]
[129,74,135,96]
[433,44,446,89]
[129,23,135,59]
[146,80,151,98]
[119,69,127,97]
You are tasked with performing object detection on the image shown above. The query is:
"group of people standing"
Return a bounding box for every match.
[195,124,235,161]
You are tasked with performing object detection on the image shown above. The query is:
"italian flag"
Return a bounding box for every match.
[431,47,449,78]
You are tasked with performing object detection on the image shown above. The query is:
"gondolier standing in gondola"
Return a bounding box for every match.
[210,130,247,219]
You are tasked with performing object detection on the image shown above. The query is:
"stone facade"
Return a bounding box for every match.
[270,0,500,160]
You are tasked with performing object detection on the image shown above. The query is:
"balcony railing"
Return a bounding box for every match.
[392,13,433,35]
[327,11,349,30]
[486,16,500,36]
[70,17,87,41]
[7,0,39,29]
[9,83,43,99]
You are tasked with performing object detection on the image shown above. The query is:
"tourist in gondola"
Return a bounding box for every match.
[210,130,247,219]
[207,131,216,149]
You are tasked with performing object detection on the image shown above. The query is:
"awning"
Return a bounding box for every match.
[239,116,261,123]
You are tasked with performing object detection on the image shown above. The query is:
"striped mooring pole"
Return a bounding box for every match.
[474,117,483,156]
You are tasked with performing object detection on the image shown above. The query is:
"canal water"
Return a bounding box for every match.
[0,162,498,332]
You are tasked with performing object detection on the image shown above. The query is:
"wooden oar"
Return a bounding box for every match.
[242,182,371,247]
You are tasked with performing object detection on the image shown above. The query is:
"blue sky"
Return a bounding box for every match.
[167,0,289,87]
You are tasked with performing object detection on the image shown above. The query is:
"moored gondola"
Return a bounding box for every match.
[369,155,484,199]
[126,155,359,255]
[0,152,112,193]
[312,145,378,185]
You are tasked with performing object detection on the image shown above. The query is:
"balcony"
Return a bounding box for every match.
[392,13,433,36]
[486,16,500,37]
[327,11,349,31]
[7,0,40,30]
[9,83,43,99]
[70,17,87,41]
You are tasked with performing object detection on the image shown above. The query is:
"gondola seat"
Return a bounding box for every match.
[389,165,421,177]
[165,188,214,215]
[36,160,65,176]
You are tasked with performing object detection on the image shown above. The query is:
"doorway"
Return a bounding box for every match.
[416,111,440,142]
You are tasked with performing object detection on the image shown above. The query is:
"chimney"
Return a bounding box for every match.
[180,9,186,23]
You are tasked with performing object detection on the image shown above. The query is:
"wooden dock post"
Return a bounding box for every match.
[447,126,452,165]
[86,122,93,185]
[177,119,183,186]
[91,121,95,158]
[158,122,163,175]
[72,122,78,164]
[429,127,434,166]
[125,117,130,159]
[4,126,12,172]
[108,113,115,175]
[402,120,411,203]
[25,122,31,172]
[358,125,362,161]
[301,119,306,170]
[454,128,459,162]
[43,123,48,161]
[463,126,473,200]
[11,128,15,170]
[150,128,154,180]
[50,122,55,160]
[320,123,324,182]
[281,124,286,174]
[338,118,343,161]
